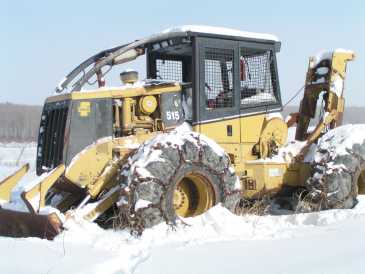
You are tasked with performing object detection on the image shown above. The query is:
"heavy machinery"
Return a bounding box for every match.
[0,26,360,239]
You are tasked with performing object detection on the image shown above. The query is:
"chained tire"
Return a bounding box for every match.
[303,125,365,211]
[117,129,241,233]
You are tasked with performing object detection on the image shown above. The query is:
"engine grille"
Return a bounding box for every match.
[36,100,69,175]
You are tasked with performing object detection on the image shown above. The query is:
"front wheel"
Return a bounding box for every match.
[117,130,241,233]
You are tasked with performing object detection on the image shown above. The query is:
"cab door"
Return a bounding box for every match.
[195,37,240,145]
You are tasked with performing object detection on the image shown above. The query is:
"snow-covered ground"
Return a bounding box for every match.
[0,134,364,274]
[1,199,365,274]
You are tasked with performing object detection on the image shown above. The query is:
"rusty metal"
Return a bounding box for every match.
[0,208,63,240]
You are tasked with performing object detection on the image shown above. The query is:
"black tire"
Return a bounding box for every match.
[302,126,365,211]
[117,130,241,233]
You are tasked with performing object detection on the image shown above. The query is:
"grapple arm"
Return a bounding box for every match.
[294,50,355,146]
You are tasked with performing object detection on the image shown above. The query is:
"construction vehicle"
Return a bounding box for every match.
[0,25,360,239]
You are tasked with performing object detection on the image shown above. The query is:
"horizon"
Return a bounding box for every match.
[1,0,364,106]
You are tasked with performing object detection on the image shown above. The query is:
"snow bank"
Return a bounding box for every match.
[2,197,365,274]
[136,204,365,274]
[139,200,365,245]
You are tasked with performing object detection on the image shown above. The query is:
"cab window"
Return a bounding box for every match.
[204,47,234,109]
[240,48,277,106]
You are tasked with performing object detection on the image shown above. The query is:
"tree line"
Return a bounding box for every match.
[0,103,42,142]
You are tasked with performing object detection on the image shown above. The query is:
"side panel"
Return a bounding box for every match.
[64,139,113,187]
[196,114,266,164]
[194,120,241,166]
[66,98,113,166]
[240,114,265,143]
[198,118,240,144]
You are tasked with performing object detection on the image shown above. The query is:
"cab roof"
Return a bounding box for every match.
[159,25,280,43]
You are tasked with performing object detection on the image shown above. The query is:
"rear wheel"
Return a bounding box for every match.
[117,130,241,233]
[302,125,365,210]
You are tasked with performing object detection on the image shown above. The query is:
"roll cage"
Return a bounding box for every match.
[55,31,190,93]
[55,27,282,124]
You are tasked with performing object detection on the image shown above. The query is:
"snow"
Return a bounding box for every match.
[135,199,152,211]
[331,73,344,97]
[123,125,226,184]
[1,199,365,274]
[1,130,365,274]
[277,139,307,162]
[135,211,365,274]
[174,121,192,133]
[265,111,283,120]
[317,66,329,75]
[162,25,280,42]
[271,127,318,163]
[310,48,354,68]
[316,124,365,159]
[241,92,276,104]
[285,113,293,124]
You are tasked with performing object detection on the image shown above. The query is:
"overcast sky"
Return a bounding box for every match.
[1,0,364,106]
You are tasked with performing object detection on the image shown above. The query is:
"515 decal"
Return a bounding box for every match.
[166,111,180,121]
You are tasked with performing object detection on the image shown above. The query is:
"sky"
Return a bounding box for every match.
[1,0,364,106]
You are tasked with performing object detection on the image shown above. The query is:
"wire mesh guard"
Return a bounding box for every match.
[240,50,277,105]
[204,48,234,109]
[37,102,68,173]
[156,59,183,82]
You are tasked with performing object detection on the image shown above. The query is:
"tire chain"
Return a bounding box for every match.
[304,148,364,210]
[116,133,241,235]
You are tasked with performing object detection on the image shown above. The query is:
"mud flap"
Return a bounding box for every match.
[0,208,63,240]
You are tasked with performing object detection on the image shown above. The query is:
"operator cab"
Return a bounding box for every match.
[144,26,282,124]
